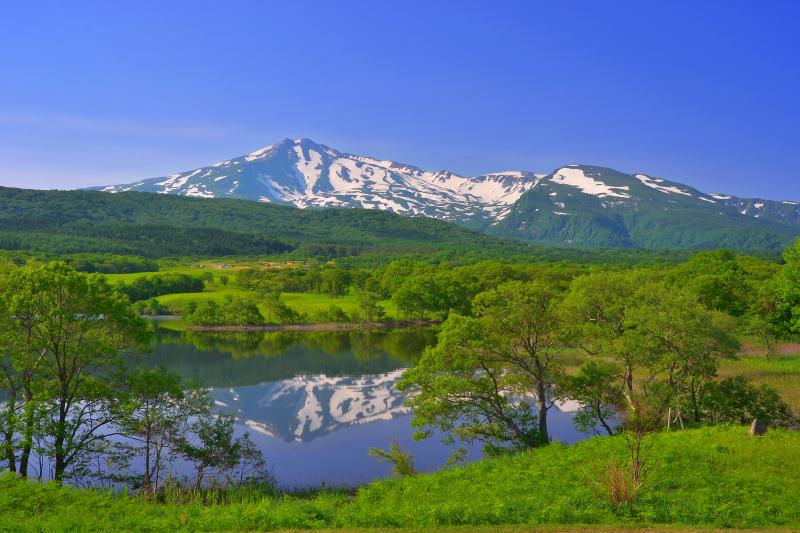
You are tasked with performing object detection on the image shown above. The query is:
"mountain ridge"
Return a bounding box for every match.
[94,138,543,228]
[88,138,800,251]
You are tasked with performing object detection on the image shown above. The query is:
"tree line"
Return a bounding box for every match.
[399,251,800,458]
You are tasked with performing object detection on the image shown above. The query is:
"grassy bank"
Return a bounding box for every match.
[2,426,798,532]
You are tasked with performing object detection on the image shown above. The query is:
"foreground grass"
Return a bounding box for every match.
[2,426,798,532]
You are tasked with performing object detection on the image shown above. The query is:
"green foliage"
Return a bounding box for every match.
[135,297,169,316]
[693,375,797,427]
[119,273,205,302]
[63,253,159,273]
[0,261,150,481]
[354,290,385,322]
[176,412,267,490]
[1,427,799,530]
[559,361,624,436]
[774,239,800,334]
[320,268,352,298]
[0,185,717,265]
[400,280,569,454]
[184,297,265,326]
[491,170,799,253]
[368,440,416,478]
[312,305,351,323]
[0,187,494,258]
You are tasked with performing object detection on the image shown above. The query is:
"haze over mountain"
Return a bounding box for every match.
[92,138,800,251]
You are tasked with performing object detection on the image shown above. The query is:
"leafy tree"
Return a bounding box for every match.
[355,290,385,323]
[399,315,542,456]
[185,297,265,326]
[693,376,796,427]
[0,262,149,482]
[559,361,623,436]
[669,249,750,316]
[560,270,653,411]
[393,278,436,321]
[115,368,203,493]
[177,412,265,490]
[400,280,566,453]
[629,283,740,421]
[135,297,168,316]
[773,239,800,334]
[320,268,352,298]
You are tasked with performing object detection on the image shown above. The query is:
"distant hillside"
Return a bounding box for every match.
[91,138,799,252]
[489,165,800,252]
[0,187,495,258]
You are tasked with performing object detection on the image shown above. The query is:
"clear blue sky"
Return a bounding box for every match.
[1,0,798,199]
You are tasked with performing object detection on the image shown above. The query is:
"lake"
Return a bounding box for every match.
[130,320,585,488]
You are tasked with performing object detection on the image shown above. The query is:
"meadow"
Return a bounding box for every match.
[1,426,798,532]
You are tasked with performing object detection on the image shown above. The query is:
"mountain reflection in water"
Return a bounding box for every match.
[129,321,583,487]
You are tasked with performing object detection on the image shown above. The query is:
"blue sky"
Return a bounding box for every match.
[0,0,798,199]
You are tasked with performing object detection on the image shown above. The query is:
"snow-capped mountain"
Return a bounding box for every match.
[490,165,800,249]
[96,138,542,225]
[210,370,408,443]
[93,138,800,250]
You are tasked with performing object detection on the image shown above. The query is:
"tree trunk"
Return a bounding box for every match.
[536,380,549,443]
[2,392,17,473]
[18,388,36,478]
[53,401,68,484]
[596,405,615,436]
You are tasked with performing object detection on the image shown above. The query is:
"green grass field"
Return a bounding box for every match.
[104,264,403,321]
[156,289,399,321]
[1,426,798,532]
[104,265,223,284]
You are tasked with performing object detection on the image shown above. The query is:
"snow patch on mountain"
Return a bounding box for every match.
[634,174,692,196]
[97,138,540,224]
[550,167,630,198]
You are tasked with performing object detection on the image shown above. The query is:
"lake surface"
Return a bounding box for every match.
[130,321,584,487]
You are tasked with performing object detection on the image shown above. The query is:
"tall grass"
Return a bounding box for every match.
[1,426,798,531]
[720,355,800,411]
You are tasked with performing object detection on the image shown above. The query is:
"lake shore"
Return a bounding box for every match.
[187,319,442,332]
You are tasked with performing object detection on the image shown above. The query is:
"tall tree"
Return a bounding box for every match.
[559,270,656,411]
[3,262,149,482]
[400,280,566,453]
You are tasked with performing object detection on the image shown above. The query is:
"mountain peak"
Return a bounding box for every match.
[94,137,539,223]
[91,139,800,245]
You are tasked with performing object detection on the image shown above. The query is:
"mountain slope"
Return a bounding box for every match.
[0,187,497,258]
[91,138,800,252]
[95,138,541,228]
[489,165,800,251]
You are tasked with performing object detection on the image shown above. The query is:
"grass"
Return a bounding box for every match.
[720,354,800,411]
[1,426,798,532]
[156,289,400,321]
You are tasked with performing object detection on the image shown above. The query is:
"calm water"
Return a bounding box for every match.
[129,321,584,487]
